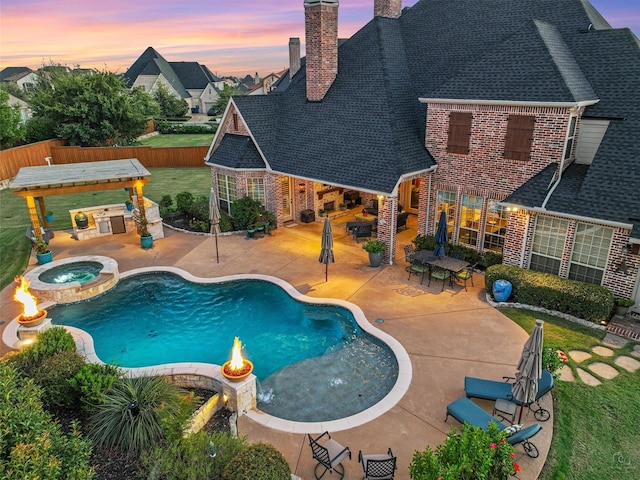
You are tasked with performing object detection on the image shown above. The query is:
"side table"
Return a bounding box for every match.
[493,398,517,424]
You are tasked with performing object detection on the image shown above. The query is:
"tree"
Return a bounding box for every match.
[28,69,159,146]
[0,90,25,148]
[215,84,242,114]
[153,83,189,118]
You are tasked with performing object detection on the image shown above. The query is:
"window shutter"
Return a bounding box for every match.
[447,112,472,154]
[504,115,535,160]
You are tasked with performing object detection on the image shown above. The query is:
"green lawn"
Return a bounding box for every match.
[138,134,214,147]
[500,307,640,480]
[0,167,212,290]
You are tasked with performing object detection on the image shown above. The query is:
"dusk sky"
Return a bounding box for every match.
[1,0,638,78]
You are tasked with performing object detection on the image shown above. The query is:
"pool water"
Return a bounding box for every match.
[50,273,398,421]
[39,261,103,284]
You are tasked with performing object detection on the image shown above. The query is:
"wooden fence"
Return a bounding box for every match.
[0,140,210,184]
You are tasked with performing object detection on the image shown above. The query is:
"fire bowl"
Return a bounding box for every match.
[17,309,48,328]
[221,360,254,381]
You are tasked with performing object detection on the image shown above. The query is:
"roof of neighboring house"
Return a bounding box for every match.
[505,28,640,238]
[0,67,33,82]
[208,0,639,232]
[169,62,220,89]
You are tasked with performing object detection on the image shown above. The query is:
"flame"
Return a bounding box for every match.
[14,276,40,318]
[229,337,245,371]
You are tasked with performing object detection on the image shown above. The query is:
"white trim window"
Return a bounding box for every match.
[569,223,612,284]
[458,194,483,247]
[529,216,568,274]
[436,190,456,238]
[483,201,508,253]
[217,173,236,214]
[564,115,577,160]
[247,177,265,205]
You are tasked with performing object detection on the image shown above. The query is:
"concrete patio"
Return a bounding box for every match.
[0,217,552,479]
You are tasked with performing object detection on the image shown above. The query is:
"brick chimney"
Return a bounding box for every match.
[304,0,338,102]
[374,0,401,19]
[289,37,301,79]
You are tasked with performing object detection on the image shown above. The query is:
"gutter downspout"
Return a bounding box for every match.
[389,196,396,265]
[426,173,432,235]
[519,213,531,268]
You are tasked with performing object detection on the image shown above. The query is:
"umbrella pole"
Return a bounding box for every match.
[325,263,328,282]
[214,231,219,264]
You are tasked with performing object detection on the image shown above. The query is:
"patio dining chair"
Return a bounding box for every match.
[428,265,451,290]
[308,432,351,480]
[454,265,474,291]
[359,448,397,479]
[407,257,429,284]
[403,245,414,272]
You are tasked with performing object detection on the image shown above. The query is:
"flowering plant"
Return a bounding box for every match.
[409,422,518,480]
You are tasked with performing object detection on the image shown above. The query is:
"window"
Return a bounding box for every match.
[564,116,577,160]
[458,194,483,247]
[217,174,236,214]
[447,112,472,154]
[529,216,568,274]
[233,113,238,131]
[246,177,265,205]
[483,201,508,253]
[436,190,456,237]
[568,223,612,284]
[504,115,535,161]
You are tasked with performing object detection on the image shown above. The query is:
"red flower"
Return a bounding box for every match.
[500,438,506,443]
[490,443,497,449]
[514,462,521,473]
[510,452,516,459]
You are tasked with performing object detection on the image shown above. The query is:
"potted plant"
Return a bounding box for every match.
[339,202,347,211]
[362,239,387,267]
[318,208,325,217]
[44,210,54,223]
[125,199,134,212]
[35,238,53,265]
[615,298,635,316]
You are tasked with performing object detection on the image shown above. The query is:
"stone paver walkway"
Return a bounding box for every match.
[615,356,640,372]
[587,362,618,379]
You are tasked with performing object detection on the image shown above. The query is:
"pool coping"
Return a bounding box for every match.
[5,265,412,434]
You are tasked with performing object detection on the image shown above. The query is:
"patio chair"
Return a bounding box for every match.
[396,212,410,232]
[454,265,474,290]
[464,370,554,421]
[445,397,542,458]
[353,223,373,242]
[403,245,415,271]
[308,432,351,480]
[428,265,451,290]
[358,448,397,479]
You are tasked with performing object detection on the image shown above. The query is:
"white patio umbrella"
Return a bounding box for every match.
[209,188,221,263]
[318,216,334,282]
[512,319,544,423]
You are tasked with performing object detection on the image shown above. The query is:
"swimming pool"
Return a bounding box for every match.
[49,269,404,422]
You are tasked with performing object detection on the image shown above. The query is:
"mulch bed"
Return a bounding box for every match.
[51,389,231,480]
[162,212,201,232]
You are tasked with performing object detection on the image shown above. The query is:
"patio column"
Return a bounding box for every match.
[37,196,51,228]
[26,195,43,243]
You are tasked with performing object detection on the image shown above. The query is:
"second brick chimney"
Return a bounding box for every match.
[289,37,301,79]
[304,0,338,102]
[374,0,402,19]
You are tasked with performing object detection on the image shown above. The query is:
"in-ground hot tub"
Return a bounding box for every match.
[24,256,119,304]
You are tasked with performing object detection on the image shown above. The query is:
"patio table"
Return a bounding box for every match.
[410,250,470,276]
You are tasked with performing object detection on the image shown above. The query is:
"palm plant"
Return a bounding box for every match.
[88,375,186,455]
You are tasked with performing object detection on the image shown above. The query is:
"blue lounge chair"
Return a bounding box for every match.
[464,370,554,421]
[445,397,542,458]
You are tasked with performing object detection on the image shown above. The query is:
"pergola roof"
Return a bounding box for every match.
[10,159,150,197]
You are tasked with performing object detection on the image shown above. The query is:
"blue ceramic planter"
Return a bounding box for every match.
[492,279,512,302]
[140,235,153,249]
[36,251,53,265]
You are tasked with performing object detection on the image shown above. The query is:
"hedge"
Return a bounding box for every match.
[485,265,614,323]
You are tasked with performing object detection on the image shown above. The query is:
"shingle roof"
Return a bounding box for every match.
[206,134,265,169]
[169,62,219,89]
[0,67,32,82]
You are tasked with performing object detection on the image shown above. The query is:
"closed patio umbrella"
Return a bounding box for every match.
[433,211,448,257]
[209,188,221,263]
[318,216,334,282]
[512,319,544,423]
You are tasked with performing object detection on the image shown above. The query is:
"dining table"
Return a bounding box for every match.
[410,250,471,276]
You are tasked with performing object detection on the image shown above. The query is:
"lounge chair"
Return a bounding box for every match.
[308,432,351,479]
[464,370,554,421]
[445,397,542,458]
[358,448,397,479]
[353,223,373,242]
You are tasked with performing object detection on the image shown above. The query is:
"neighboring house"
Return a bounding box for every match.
[205,0,640,307]
[7,94,31,123]
[247,70,286,96]
[123,47,221,114]
[0,67,39,91]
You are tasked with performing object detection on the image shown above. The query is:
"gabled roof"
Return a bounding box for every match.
[207,134,265,169]
[0,67,33,82]
[169,62,220,89]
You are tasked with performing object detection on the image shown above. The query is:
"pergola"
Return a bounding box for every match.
[9,159,151,243]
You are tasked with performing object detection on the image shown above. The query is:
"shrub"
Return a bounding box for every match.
[409,422,517,480]
[140,431,247,479]
[230,196,262,230]
[159,195,174,216]
[188,195,210,222]
[32,351,86,407]
[69,363,122,412]
[485,264,614,323]
[482,250,503,268]
[0,362,94,479]
[88,375,187,455]
[176,191,194,214]
[542,345,565,379]
[362,239,387,253]
[157,390,198,443]
[219,211,233,232]
[221,442,291,480]
[11,326,76,377]
[155,122,215,134]
[412,234,436,251]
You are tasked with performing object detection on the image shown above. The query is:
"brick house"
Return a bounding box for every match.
[205,0,640,308]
